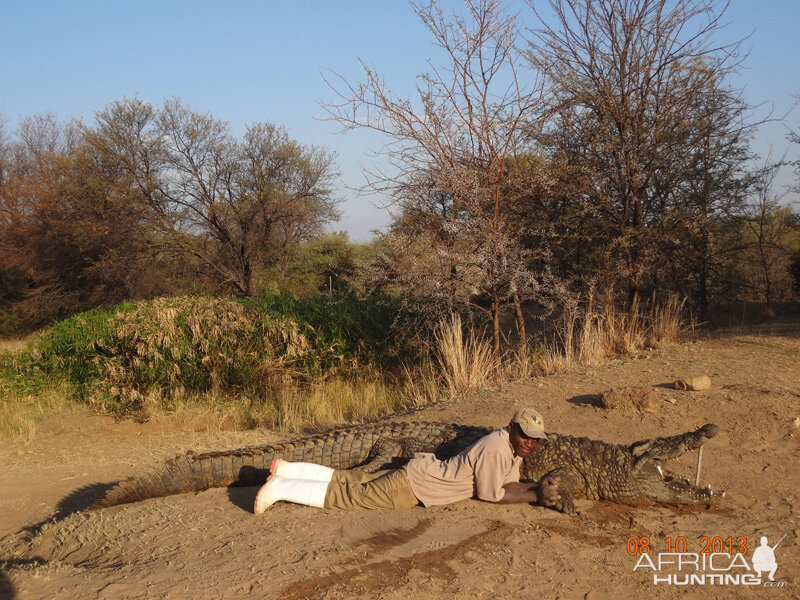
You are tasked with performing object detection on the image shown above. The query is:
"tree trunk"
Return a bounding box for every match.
[628,275,640,313]
[628,189,644,313]
[699,260,709,323]
[242,259,252,297]
[490,285,501,357]
[512,292,526,346]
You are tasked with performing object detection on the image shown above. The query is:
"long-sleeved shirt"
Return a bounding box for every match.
[404,428,522,507]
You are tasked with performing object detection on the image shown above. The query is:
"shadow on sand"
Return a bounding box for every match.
[566,394,602,407]
[19,481,118,537]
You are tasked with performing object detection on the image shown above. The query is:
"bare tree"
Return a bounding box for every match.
[530,0,745,309]
[0,116,9,188]
[324,0,550,353]
[791,102,800,195]
[88,98,339,296]
[0,114,95,323]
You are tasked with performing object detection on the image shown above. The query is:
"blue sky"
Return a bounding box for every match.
[1,1,798,240]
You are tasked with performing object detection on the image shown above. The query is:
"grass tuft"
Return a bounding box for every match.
[273,377,403,433]
[545,290,687,370]
[435,314,498,397]
[0,384,79,441]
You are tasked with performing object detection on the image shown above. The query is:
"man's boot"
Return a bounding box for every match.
[254,476,329,514]
[270,459,335,482]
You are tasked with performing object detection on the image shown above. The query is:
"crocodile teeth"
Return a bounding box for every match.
[656,465,663,477]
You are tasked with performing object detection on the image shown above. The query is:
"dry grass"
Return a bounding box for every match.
[544,291,687,372]
[272,377,403,433]
[648,293,686,346]
[0,294,688,442]
[435,314,498,398]
[400,363,442,407]
[1,337,60,441]
[0,376,408,442]
[135,390,272,432]
[0,385,79,441]
[504,343,548,379]
[0,334,38,354]
[139,312,505,436]
[89,297,311,413]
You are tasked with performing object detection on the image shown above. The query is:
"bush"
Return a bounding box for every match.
[7,294,416,416]
[0,305,25,337]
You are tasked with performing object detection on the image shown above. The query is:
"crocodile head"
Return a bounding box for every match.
[629,423,725,504]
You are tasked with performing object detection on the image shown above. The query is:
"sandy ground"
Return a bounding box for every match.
[1,323,799,599]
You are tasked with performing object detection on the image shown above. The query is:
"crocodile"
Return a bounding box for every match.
[90,421,724,513]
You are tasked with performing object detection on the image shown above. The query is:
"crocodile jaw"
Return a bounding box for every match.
[636,461,726,504]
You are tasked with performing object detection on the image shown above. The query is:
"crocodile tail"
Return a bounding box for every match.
[89,449,266,509]
[88,428,387,509]
[88,421,465,510]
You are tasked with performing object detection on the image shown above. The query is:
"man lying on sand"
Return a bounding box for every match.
[254,408,561,513]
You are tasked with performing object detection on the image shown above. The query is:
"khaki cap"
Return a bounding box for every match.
[511,408,548,439]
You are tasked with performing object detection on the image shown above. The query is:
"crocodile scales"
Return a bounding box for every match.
[90,421,724,513]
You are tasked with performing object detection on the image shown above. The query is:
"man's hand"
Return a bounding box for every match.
[536,475,561,507]
[497,475,562,506]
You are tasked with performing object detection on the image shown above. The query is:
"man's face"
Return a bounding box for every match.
[508,423,541,458]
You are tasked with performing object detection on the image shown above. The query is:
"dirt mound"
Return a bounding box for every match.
[598,386,657,411]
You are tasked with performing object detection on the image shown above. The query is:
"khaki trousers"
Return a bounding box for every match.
[323,468,419,510]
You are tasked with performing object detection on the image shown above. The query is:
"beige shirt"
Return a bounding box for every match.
[404,428,522,507]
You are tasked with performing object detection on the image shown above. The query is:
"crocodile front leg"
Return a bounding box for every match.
[537,466,585,515]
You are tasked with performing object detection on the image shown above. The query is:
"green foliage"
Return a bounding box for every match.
[247,292,413,370]
[0,306,25,337]
[1,303,133,398]
[33,303,136,384]
[283,232,359,296]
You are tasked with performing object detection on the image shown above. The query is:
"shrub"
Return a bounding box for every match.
[9,294,417,417]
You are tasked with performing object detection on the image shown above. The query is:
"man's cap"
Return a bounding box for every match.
[511,408,548,439]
